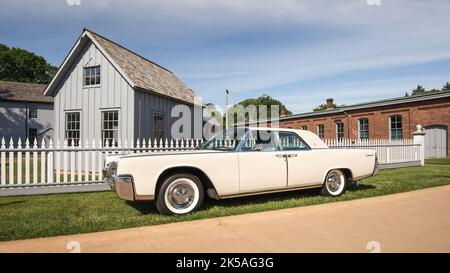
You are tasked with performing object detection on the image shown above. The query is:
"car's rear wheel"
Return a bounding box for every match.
[321,169,346,196]
[156,173,204,215]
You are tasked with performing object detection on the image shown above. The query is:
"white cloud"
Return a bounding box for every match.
[1,0,449,113]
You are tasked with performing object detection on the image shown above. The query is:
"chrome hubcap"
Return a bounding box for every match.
[326,172,342,193]
[167,181,195,209]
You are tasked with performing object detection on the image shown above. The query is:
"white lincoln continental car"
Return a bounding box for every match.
[104,127,379,215]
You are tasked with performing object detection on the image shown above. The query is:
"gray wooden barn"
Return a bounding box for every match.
[44,28,198,146]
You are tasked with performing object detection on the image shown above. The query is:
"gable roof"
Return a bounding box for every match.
[0,80,52,103]
[44,28,196,104]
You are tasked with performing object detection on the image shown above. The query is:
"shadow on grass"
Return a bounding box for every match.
[0,200,26,207]
[126,182,376,215]
[346,182,376,192]
[127,183,376,215]
[126,200,158,214]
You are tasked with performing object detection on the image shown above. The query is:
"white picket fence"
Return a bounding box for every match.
[324,138,422,167]
[0,137,422,192]
[0,137,202,188]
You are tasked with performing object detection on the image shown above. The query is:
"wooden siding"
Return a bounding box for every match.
[54,41,135,143]
[134,90,194,140]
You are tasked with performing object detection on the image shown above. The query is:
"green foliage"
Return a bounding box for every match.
[313,103,346,112]
[0,43,57,84]
[409,82,449,96]
[233,94,292,121]
[411,84,426,96]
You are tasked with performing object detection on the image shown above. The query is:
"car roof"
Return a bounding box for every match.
[241,127,329,149]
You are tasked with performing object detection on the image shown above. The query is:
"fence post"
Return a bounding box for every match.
[0,138,5,186]
[413,124,426,166]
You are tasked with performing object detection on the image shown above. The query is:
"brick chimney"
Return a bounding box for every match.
[326,98,334,110]
[280,105,288,116]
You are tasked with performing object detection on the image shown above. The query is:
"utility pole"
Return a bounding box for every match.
[225,89,229,130]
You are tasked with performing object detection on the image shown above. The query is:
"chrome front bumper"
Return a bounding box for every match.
[105,174,136,201]
[114,176,135,201]
[104,161,135,201]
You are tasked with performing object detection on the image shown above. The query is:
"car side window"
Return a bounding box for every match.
[241,130,280,152]
[278,131,310,151]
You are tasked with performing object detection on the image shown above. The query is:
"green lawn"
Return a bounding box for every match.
[425,158,450,165]
[1,164,450,242]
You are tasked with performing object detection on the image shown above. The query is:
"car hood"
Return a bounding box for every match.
[104,149,225,167]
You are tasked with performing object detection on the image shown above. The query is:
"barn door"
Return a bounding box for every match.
[425,125,448,158]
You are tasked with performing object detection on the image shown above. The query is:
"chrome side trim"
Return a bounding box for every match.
[220,184,321,199]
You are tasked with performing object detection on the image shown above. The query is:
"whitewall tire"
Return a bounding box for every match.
[321,169,346,196]
[156,174,204,215]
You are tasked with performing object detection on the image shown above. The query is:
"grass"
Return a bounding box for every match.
[1,163,450,242]
[425,158,450,165]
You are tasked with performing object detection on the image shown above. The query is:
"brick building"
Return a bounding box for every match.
[277,91,450,158]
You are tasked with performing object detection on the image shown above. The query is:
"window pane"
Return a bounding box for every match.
[336,122,344,140]
[359,119,369,140]
[279,131,309,151]
[65,112,80,146]
[390,115,402,140]
[241,130,279,152]
[154,113,165,140]
[102,111,119,146]
[84,66,100,86]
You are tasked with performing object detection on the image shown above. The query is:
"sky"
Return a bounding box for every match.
[1,0,449,113]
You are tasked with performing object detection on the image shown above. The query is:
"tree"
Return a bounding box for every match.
[313,103,346,112]
[443,82,450,91]
[233,94,292,121]
[411,84,426,96]
[0,43,57,84]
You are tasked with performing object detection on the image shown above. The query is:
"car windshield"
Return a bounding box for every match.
[198,128,248,151]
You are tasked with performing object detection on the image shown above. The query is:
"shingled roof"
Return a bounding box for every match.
[0,80,52,103]
[44,28,196,104]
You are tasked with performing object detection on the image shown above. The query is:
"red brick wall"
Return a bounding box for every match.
[277,97,450,156]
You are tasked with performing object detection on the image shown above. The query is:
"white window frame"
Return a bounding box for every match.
[65,111,81,146]
[101,110,120,147]
[316,124,324,139]
[389,115,403,140]
[336,122,344,141]
[358,118,369,140]
[83,65,101,87]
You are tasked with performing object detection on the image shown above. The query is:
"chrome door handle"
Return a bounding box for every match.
[287,154,298,158]
[276,154,285,158]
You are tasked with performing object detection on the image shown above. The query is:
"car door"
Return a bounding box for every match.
[278,131,323,187]
[237,129,287,193]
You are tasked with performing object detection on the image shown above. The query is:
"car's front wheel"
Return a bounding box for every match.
[321,169,346,196]
[156,173,204,215]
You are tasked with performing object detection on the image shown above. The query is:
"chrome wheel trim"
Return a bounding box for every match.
[326,170,345,195]
[164,178,199,214]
